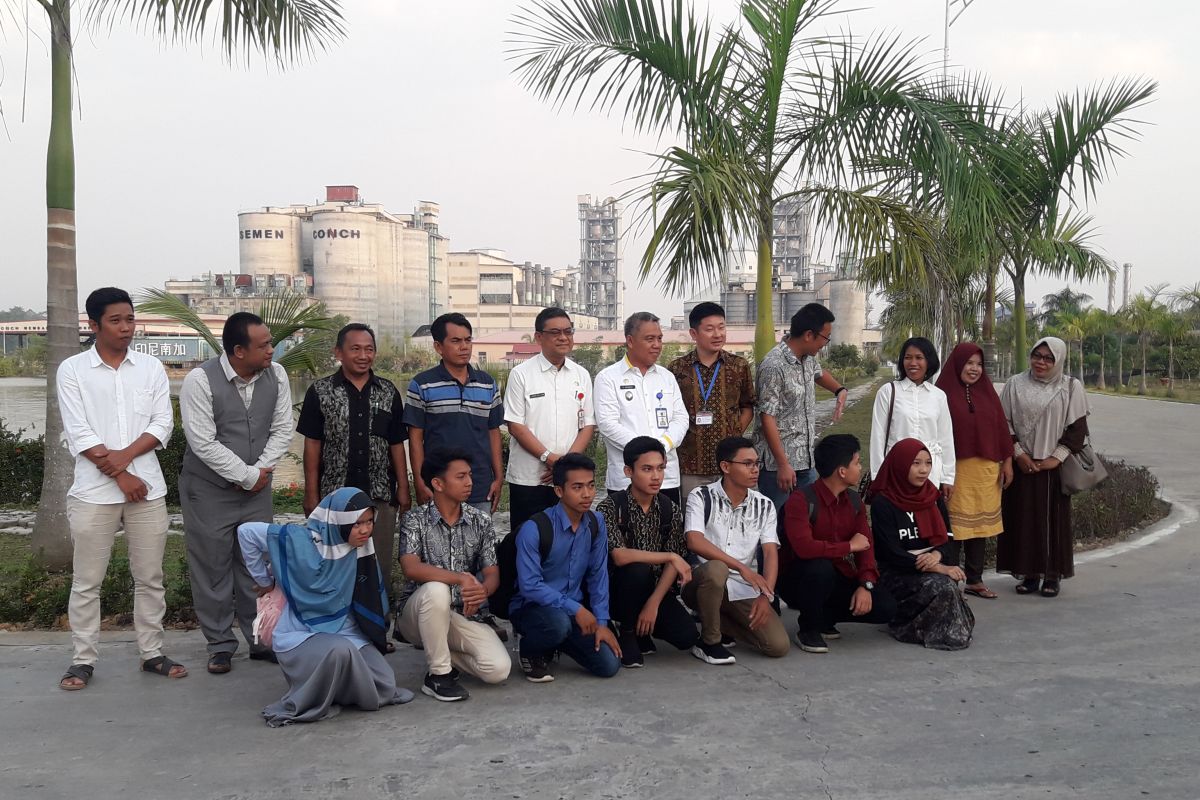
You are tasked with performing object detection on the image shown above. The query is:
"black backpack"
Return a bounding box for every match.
[492,509,602,620]
[608,489,675,554]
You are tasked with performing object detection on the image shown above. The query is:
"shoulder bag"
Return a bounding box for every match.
[1059,380,1109,495]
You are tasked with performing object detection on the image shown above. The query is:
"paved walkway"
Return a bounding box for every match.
[1,393,1196,800]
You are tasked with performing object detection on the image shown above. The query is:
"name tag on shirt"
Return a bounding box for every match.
[695,411,714,426]
[528,392,546,399]
[656,407,670,429]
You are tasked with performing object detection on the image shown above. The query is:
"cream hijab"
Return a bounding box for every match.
[1000,337,1089,459]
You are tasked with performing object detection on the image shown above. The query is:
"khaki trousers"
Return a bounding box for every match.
[396,582,511,683]
[681,560,790,658]
[66,496,170,666]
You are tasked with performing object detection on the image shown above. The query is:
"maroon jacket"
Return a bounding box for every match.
[783,480,879,584]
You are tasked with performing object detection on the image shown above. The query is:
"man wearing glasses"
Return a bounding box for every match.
[683,436,789,664]
[753,303,849,510]
[503,308,597,534]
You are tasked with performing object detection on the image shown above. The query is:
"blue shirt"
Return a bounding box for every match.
[237,522,369,653]
[510,503,611,625]
[404,362,504,504]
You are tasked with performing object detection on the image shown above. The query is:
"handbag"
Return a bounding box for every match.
[1059,381,1109,495]
[857,381,898,503]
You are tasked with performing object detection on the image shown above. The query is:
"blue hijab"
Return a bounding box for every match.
[267,487,389,654]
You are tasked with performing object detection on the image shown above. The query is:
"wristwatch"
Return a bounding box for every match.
[861,580,875,591]
[538,450,551,463]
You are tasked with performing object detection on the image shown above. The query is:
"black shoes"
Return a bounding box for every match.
[637,635,657,655]
[691,641,736,665]
[795,630,829,653]
[248,649,278,664]
[619,632,644,668]
[821,626,841,640]
[520,655,554,683]
[422,671,469,702]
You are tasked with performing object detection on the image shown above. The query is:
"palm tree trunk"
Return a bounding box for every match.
[1168,338,1175,394]
[1139,334,1148,395]
[1116,334,1124,389]
[1077,339,1084,383]
[1097,336,1107,390]
[1012,265,1029,369]
[32,0,78,570]
[982,260,998,374]
[753,227,774,363]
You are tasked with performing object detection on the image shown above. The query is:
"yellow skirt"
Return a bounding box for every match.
[947,457,1004,540]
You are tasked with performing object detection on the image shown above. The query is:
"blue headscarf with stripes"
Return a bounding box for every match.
[267,487,389,654]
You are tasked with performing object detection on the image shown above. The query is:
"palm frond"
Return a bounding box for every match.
[275,333,331,374]
[1025,211,1114,283]
[255,291,333,345]
[135,288,222,353]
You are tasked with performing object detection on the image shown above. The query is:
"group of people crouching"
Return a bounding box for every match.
[245,430,971,726]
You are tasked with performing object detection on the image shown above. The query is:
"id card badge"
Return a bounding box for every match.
[655,407,670,429]
[695,411,714,426]
[578,407,586,430]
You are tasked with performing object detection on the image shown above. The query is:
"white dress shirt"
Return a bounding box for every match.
[593,356,690,490]
[503,354,596,486]
[869,378,957,486]
[179,354,294,490]
[57,347,173,504]
[683,480,779,601]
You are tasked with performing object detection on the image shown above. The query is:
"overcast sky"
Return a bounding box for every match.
[0,0,1193,323]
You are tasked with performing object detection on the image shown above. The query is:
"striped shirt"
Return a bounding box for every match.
[684,480,779,602]
[404,362,504,504]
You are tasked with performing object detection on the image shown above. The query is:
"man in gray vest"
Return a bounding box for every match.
[180,312,294,675]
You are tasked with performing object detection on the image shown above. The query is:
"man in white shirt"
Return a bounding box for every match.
[503,307,597,534]
[179,312,293,675]
[593,312,689,505]
[56,288,187,690]
[683,436,790,665]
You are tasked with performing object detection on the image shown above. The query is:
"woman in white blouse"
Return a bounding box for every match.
[869,337,956,498]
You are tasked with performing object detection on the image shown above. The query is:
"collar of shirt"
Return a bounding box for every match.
[707,479,750,510]
[622,356,665,377]
[331,369,380,392]
[433,360,487,386]
[899,378,931,392]
[535,353,573,373]
[426,499,471,530]
[85,345,135,370]
[548,502,592,536]
[219,352,266,386]
[678,348,726,369]
[777,341,810,367]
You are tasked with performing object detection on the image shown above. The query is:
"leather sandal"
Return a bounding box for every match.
[59,664,93,691]
[1040,580,1061,598]
[1015,577,1041,595]
[141,655,188,679]
[964,583,998,599]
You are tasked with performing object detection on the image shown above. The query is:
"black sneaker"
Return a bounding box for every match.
[618,632,644,669]
[520,655,554,683]
[795,630,829,653]
[691,641,736,665]
[720,635,737,648]
[821,626,842,640]
[422,671,469,702]
[637,635,657,656]
[248,649,278,664]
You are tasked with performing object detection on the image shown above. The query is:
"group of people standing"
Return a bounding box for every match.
[53,285,1092,729]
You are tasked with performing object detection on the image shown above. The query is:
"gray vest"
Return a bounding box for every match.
[181,357,279,489]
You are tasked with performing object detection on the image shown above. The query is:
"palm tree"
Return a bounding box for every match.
[509,0,1000,360]
[1059,311,1087,383]
[1156,312,1191,396]
[20,1,345,569]
[1083,307,1111,390]
[1040,287,1093,328]
[1124,289,1165,395]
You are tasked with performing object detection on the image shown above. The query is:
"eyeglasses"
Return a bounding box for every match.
[725,459,762,470]
[539,327,575,338]
[1030,352,1056,363]
[816,331,831,344]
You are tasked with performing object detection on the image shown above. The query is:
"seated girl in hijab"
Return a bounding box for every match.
[869,439,975,651]
[238,487,415,727]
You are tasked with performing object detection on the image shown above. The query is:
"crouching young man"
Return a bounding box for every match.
[395,448,511,701]
[509,453,622,682]
[683,436,790,664]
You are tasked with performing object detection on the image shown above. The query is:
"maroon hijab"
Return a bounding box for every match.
[869,438,949,547]
[935,342,1014,462]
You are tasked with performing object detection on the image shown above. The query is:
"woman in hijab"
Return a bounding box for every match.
[870,438,975,650]
[935,343,1015,599]
[998,337,1090,598]
[238,487,415,727]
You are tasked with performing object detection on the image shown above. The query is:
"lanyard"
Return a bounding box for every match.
[694,361,721,409]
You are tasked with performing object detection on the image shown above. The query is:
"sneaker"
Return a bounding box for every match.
[821,626,842,640]
[720,635,737,648]
[422,671,470,702]
[691,641,736,665]
[619,632,644,669]
[520,655,554,683]
[637,636,657,656]
[795,630,829,654]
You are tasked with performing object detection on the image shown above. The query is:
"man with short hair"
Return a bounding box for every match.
[668,302,756,501]
[180,311,294,674]
[504,307,596,534]
[509,453,622,682]
[405,313,504,515]
[684,436,789,664]
[597,436,698,669]
[56,287,187,690]
[594,311,689,505]
[298,323,411,592]
[396,448,511,702]
[753,303,848,510]
[777,434,897,654]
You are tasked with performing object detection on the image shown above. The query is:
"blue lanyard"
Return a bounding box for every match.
[694,361,721,408]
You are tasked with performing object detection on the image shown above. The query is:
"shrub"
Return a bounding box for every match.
[1072,455,1161,543]
[0,420,45,506]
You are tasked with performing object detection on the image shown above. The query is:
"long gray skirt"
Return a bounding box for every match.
[263,633,414,727]
[880,571,975,651]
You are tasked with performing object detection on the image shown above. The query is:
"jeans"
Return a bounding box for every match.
[758,468,817,510]
[777,558,897,634]
[510,604,620,677]
[609,563,699,650]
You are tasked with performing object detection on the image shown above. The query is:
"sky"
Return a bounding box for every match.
[0,0,1194,323]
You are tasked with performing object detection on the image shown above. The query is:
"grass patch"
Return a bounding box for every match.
[1091,381,1200,405]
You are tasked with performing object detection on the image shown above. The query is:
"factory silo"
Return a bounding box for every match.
[827,278,866,350]
[238,212,302,277]
[311,211,377,328]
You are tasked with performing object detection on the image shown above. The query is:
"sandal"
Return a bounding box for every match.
[1040,580,1061,598]
[1015,577,1041,595]
[964,583,998,599]
[59,663,94,691]
[207,652,233,674]
[141,655,188,679]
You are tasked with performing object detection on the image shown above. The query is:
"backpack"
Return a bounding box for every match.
[777,483,864,563]
[608,489,675,554]
[492,509,602,620]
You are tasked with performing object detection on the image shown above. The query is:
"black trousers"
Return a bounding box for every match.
[778,558,897,634]
[508,483,559,536]
[943,538,986,585]
[609,562,699,650]
[659,487,681,508]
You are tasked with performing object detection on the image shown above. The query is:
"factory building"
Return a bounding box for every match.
[578,194,623,330]
[447,250,599,335]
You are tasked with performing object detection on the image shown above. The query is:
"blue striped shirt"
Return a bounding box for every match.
[404,362,504,504]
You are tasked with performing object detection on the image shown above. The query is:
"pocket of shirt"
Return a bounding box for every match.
[133,389,156,419]
[371,410,393,439]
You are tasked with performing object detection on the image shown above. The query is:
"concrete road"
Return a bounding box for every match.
[1,392,1196,800]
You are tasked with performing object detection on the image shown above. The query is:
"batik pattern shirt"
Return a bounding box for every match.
[596,492,687,580]
[668,349,756,475]
[396,501,498,614]
[753,342,823,472]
